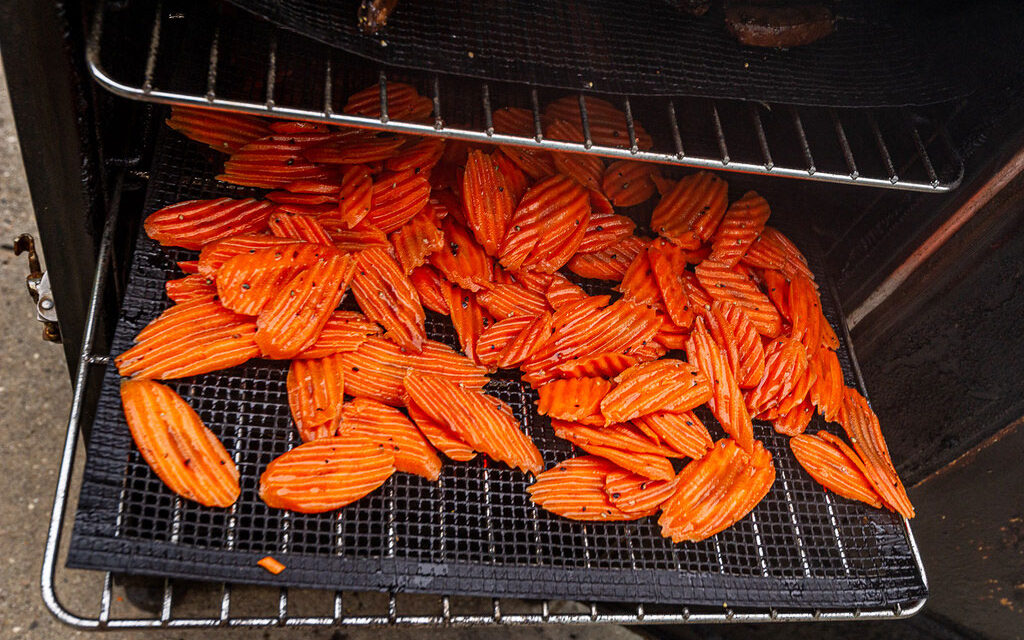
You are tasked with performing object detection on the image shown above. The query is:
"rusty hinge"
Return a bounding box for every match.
[13,234,61,343]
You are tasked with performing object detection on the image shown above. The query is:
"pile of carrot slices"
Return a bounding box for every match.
[119,85,913,543]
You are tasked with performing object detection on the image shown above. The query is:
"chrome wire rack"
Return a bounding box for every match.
[86,0,963,193]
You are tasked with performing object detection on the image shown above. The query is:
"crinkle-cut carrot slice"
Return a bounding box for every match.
[476,282,550,320]
[599,359,713,424]
[552,419,680,458]
[257,556,286,575]
[476,315,535,368]
[499,175,591,274]
[508,268,552,295]
[653,313,690,351]
[385,136,446,175]
[287,354,346,443]
[166,274,217,303]
[462,150,517,257]
[404,371,543,474]
[650,171,729,243]
[604,469,679,515]
[318,165,374,229]
[297,310,382,359]
[166,106,271,154]
[788,273,823,354]
[759,268,791,321]
[198,234,297,278]
[588,184,613,217]
[550,352,638,380]
[577,210,636,254]
[351,247,426,353]
[543,96,653,150]
[544,273,589,309]
[791,432,883,508]
[545,120,605,191]
[272,202,339,217]
[389,210,444,274]
[281,177,345,195]
[490,108,557,178]
[745,337,808,415]
[528,456,641,521]
[630,339,669,363]
[773,398,815,436]
[536,378,612,425]
[840,388,914,518]
[267,212,334,245]
[808,346,844,422]
[632,412,714,460]
[121,379,240,508]
[763,356,818,420]
[709,191,771,267]
[650,173,676,197]
[616,250,662,307]
[566,235,648,281]
[268,120,330,134]
[219,135,333,188]
[216,243,331,315]
[551,421,676,480]
[497,312,553,369]
[409,265,449,315]
[743,227,815,281]
[741,236,786,270]
[116,300,260,380]
[326,222,390,252]
[340,336,488,406]
[491,150,531,203]
[259,436,395,513]
[442,282,489,363]
[703,301,766,389]
[343,81,433,122]
[687,317,754,454]
[407,401,477,462]
[145,198,275,250]
[430,217,494,291]
[177,260,200,274]
[338,398,442,481]
[364,169,430,234]
[680,271,713,311]
[695,259,782,337]
[256,252,356,359]
[602,160,659,207]
[659,439,775,543]
[649,241,695,329]
[266,190,338,206]
[523,298,661,386]
[303,131,408,164]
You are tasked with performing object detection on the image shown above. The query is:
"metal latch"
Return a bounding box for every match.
[13,234,61,343]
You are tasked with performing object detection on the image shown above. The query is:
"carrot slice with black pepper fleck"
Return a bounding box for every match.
[566,235,648,281]
[365,169,430,233]
[216,243,332,315]
[442,281,489,364]
[528,456,640,521]
[616,250,662,307]
[319,164,374,229]
[389,210,445,274]
[600,359,713,424]
[287,354,346,442]
[687,317,754,454]
[759,268,791,322]
[496,311,554,369]
[545,120,605,191]
[409,265,449,315]
[709,191,771,267]
[343,82,433,122]
[632,412,714,460]
[165,274,217,303]
[462,149,516,257]
[650,171,729,243]
[602,160,659,207]
[198,234,297,278]
[808,346,844,422]
[536,377,611,425]
[145,198,275,250]
[385,137,445,175]
[791,432,883,509]
[745,337,808,416]
[649,240,695,329]
[551,420,676,480]
[339,398,442,481]
[703,301,766,389]
[351,247,426,353]
[577,210,636,254]
[267,211,334,245]
[549,352,638,380]
[695,259,782,337]
[430,217,494,291]
[407,400,477,462]
[500,175,591,274]
[604,469,679,516]
[773,398,815,436]
[476,315,535,368]
[296,310,381,359]
[166,106,270,154]
[544,96,653,150]
[476,282,550,320]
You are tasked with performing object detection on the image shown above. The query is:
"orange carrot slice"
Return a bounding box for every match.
[409,265,450,314]
[545,119,605,191]
[840,388,914,518]
[616,250,662,307]
[430,217,494,291]
[566,235,648,281]
[491,108,557,179]
[708,191,771,267]
[462,149,516,256]
[551,421,676,481]
[339,398,442,481]
[704,301,766,389]
[476,282,550,320]
[632,412,713,460]
[649,241,695,328]
[604,469,679,515]
[687,317,754,453]
[320,164,374,229]
[351,247,426,353]
[145,198,274,250]
[365,170,430,233]
[442,282,489,363]
[197,234,297,278]
[544,273,589,309]
[267,211,333,245]
[808,346,844,422]
[389,210,445,274]
[528,456,640,521]
[496,312,554,369]
[549,352,638,379]
[491,150,531,202]
[536,377,612,425]
[743,227,815,281]
[577,210,636,254]
[287,354,346,442]
[789,273,823,354]
[219,135,332,188]
[544,96,653,150]
[216,243,332,315]
[695,259,782,337]
[385,136,445,175]
[407,400,478,462]
[600,359,713,424]
[791,432,883,509]
[165,274,216,303]
[773,398,815,436]
[476,315,535,368]
[650,171,729,243]
[760,268,791,322]
[745,337,808,415]
[602,160,659,207]
[499,175,591,274]
[343,82,433,122]
[296,310,381,359]
[257,556,286,575]
[121,379,240,507]
[259,436,395,513]
[166,106,270,154]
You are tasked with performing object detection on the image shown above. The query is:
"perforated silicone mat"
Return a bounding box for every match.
[67,126,926,609]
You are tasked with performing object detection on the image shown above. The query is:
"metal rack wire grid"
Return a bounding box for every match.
[49,118,926,629]
[86,0,963,193]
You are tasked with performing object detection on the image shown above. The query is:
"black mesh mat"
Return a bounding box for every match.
[222,0,1022,107]
[67,126,926,609]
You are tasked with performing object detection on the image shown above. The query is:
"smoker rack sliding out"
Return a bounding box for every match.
[41,0,931,630]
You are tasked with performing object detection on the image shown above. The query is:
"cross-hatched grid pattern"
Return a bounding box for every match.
[68,125,925,609]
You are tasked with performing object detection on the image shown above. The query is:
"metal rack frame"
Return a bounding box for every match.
[41,168,927,629]
[85,0,964,194]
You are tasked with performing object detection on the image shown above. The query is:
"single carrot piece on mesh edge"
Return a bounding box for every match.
[389,210,445,274]
[744,337,808,416]
[442,282,489,364]
[287,354,346,443]
[259,436,395,514]
[695,259,782,338]
[462,149,516,257]
[407,400,478,462]
[496,311,553,369]
[566,235,648,281]
[409,265,450,315]
[404,371,543,474]
[650,171,728,243]
[216,243,333,315]
[536,377,611,425]
[121,379,240,508]
[528,456,642,521]
[430,217,494,291]
[632,412,714,461]
[790,433,883,509]
[599,359,713,424]
[165,274,217,303]
[604,469,679,516]
[257,556,286,575]
[166,106,271,154]
[543,96,654,150]
[545,120,605,191]
[296,310,382,359]
[687,317,754,454]
[708,191,771,268]
[602,160,659,207]
[577,210,636,254]
[499,175,591,274]
[116,299,260,380]
[145,198,275,250]
[256,252,356,359]
[338,398,442,481]
[659,439,775,543]
[840,388,914,518]
[340,337,488,406]
[351,247,426,353]
[476,315,535,368]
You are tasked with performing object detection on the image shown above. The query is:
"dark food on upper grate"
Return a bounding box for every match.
[114,80,914,552]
